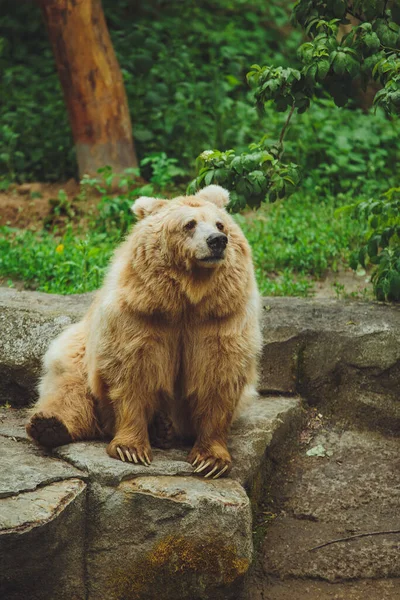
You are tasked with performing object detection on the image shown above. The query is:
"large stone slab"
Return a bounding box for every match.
[0,435,86,498]
[260,297,400,431]
[241,578,400,600]
[0,396,303,600]
[261,428,400,582]
[0,288,92,405]
[0,396,302,490]
[87,476,251,600]
[0,478,87,600]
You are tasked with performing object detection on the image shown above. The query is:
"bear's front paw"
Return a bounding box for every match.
[188,443,232,479]
[107,439,152,466]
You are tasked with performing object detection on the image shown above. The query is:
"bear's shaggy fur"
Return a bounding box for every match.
[26,185,262,478]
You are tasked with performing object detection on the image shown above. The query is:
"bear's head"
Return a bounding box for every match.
[131,185,245,271]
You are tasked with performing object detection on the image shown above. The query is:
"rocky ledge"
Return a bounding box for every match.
[0,396,302,600]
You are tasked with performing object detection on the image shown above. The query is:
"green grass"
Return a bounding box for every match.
[236,192,365,296]
[0,191,365,297]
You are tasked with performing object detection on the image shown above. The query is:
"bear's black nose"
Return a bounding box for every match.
[207,233,228,251]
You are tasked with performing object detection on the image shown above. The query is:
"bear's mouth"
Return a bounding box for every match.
[198,254,225,263]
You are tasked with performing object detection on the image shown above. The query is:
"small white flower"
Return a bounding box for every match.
[200,150,214,160]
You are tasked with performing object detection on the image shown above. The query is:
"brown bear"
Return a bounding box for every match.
[26,185,262,478]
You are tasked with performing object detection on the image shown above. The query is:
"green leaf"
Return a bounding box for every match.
[345,56,360,78]
[204,170,214,186]
[368,237,379,258]
[363,32,381,54]
[333,52,347,75]
[317,59,330,80]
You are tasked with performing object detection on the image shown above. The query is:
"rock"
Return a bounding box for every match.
[0,435,86,498]
[86,476,252,600]
[2,397,303,491]
[0,288,92,405]
[0,478,87,600]
[241,578,400,600]
[0,396,303,600]
[16,183,43,197]
[229,396,302,489]
[55,442,194,486]
[260,297,400,432]
[16,183,32,195]
[261,428,400,582]
[0,407,30,439]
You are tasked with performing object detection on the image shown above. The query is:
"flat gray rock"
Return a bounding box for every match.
[0,435,85,498]
[261,427,400,581]
[55,442,194,486]
[0,407,30,439]
[242,578,400,600]
[230,395,301,486]
[260,297,400,431]
[0,288,91,405]
[1,397,302,489]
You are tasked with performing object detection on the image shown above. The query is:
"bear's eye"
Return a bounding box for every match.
[184,219,197,231]
[216,222,224,231]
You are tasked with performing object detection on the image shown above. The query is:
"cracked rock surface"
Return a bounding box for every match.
[242,424,400,599]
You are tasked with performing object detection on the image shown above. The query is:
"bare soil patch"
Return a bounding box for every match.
[0,180,80,228]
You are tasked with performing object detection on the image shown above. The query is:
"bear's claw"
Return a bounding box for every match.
[116,447,126,462]
[111,444,151,466]
[204,465,219,478]
[213,465,228,479]
[190,452,231,479]
[194,460,211,474]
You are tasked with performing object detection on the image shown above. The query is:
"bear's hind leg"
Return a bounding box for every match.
[26,412,72,448]
[27,370,98,447]
[27,323,98,448]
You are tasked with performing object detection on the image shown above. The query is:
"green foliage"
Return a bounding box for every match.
[238,191,364,295]
[282,99,400,195]
[187,144,300,211]
[283,0,400,112]
[0,225,113,294]
[140,153,186,189]
[346,187,400,300]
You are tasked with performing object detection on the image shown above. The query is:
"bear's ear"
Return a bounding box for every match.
[195,185,230,208]
[131,196,168,220]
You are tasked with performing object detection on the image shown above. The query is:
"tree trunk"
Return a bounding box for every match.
[39,0,137,178]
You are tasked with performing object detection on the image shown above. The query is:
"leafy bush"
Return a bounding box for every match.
[347,187,400,300]
[187,144,301,211]
[283,99,400,196]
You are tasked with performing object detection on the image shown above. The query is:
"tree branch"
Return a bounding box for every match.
[309,529,400,552]
[278,103,296,158]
